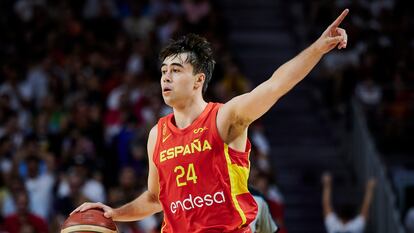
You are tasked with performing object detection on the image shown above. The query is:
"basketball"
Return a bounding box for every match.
[61,209,118,233]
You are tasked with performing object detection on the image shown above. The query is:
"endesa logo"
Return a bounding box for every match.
[170,191,225,214]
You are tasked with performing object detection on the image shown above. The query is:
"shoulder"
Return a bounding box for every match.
[149,125,158,138]
[148,125,158,145]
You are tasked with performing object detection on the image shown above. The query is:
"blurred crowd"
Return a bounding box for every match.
[291,0,414,152]
[0,0,285,232]
[292,0,414,231]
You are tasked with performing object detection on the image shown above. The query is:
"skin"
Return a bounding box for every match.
[72,9,350,222]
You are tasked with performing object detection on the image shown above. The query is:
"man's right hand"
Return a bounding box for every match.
[314,9,349,54]
[70,202,115,219]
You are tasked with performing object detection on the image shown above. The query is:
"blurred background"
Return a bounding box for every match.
[0,0,413,232]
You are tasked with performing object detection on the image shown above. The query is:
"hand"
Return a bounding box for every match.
[322,172,332,185]
[314,9,349,54]
[70,202,115,219]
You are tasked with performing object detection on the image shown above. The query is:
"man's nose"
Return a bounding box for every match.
[163,72,172,82]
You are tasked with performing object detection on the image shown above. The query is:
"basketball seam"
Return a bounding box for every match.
[61,224,117,233]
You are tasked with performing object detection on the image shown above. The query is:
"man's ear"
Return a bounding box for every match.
[194,73,205,90]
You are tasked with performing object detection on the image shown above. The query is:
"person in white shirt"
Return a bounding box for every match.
[249,187,278,233]
[322,173,376,233]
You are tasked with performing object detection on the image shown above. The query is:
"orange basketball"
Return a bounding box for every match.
[61,209,118,233]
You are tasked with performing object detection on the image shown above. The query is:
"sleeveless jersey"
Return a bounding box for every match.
[153,102,258,232]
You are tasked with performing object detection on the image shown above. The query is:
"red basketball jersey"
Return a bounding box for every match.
[153,102,258,233]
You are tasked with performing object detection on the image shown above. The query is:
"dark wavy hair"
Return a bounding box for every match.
[160,34,216,94]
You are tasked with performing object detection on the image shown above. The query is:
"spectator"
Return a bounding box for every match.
[108,166,157,233]
[0,173,7,231]
[250,170,286,233]
[250,122,271,172]
[0,137,13,177]
[3,189,48,233]
[1,176,25,217]
[22,154,55,220]
[54,168,88,221]
[322,173,377,233]
[355,78,382,132]
[355,78,382,108]
[0,0,250,230]
[122,3,155,40]
[214,61,251,102]
[57,156,106,204]
[249,187,278,233]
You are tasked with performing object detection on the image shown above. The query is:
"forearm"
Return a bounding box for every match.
[225,43,325,125]
[360,188,374,218]
[322,185,333,216]
[112,190,162,222]
[270,42,324,96]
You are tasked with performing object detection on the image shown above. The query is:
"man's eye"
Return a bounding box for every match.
[173,69,180,73]
[161,70,167,74]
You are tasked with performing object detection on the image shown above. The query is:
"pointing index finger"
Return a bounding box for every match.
[330,9,349,28]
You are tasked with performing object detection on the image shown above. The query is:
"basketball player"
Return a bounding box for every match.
[72,9,349,232]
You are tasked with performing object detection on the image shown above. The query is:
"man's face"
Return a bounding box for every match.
[160,53,201,107]
[16,192,29,214]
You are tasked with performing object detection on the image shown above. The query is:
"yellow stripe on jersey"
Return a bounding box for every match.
[224,144,250,227]
[161,220,166,233]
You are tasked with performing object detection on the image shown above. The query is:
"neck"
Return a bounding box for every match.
[172,96,207,129]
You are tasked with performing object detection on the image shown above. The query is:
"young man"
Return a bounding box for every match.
[322,173,377,233]
[72,9,349,232]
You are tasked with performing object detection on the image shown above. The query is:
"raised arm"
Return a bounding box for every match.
[360,178,377,220]
[71,126,163,221]
[217,9,349,143]
[322,172,334,217]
